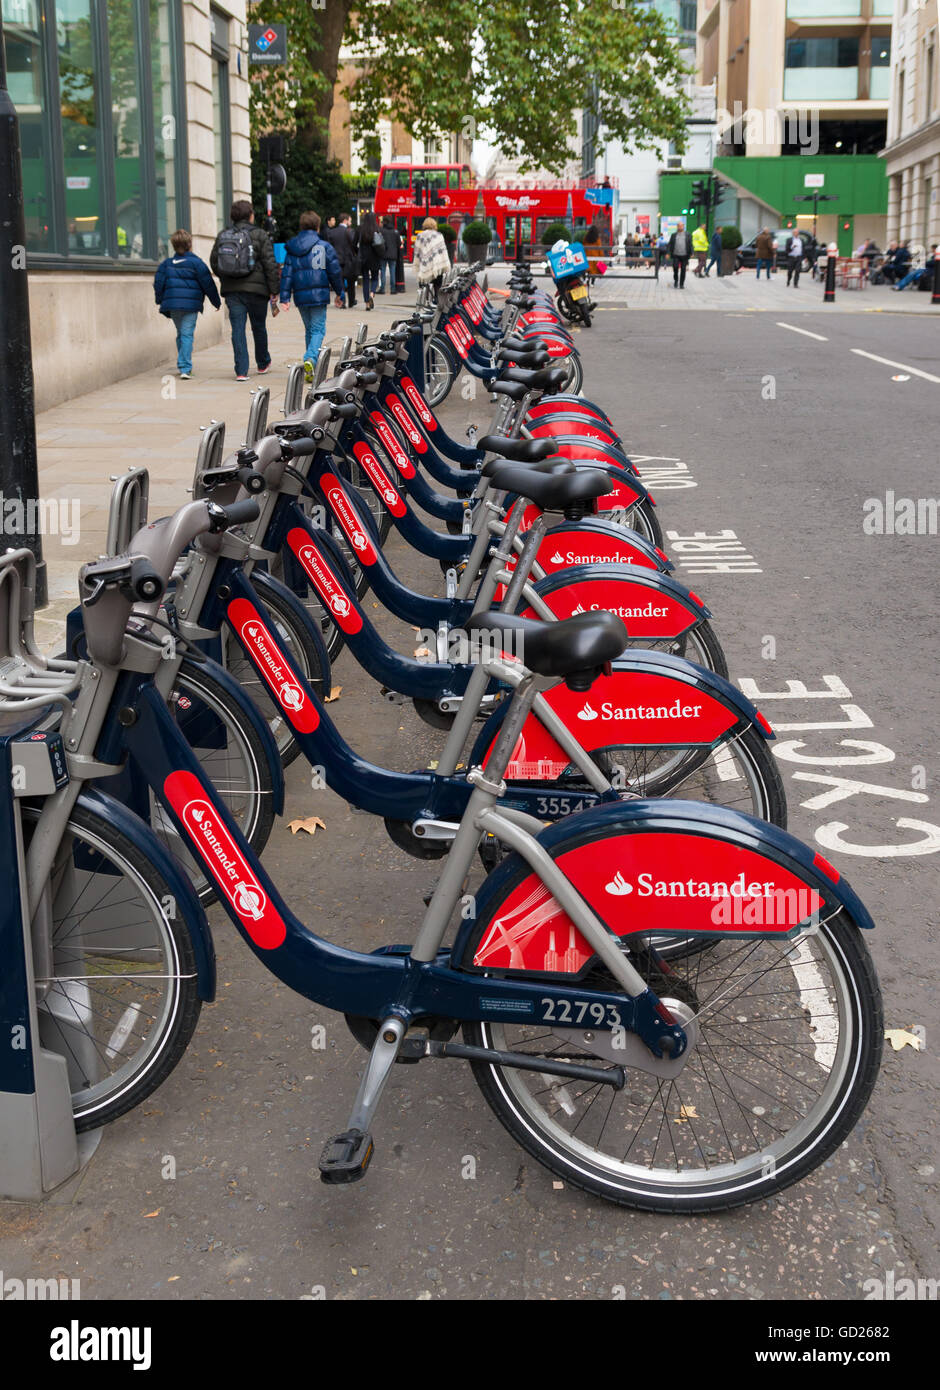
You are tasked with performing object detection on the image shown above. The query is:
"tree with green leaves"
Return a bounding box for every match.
[247,1,690,173]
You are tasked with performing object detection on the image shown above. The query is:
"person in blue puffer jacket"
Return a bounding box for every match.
[278,211,345,380]
[153,230,221,378]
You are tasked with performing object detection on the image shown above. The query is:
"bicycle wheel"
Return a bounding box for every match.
[153,657,276,900]
[466,913,881,1212]
[26,800,202,1131]
[425,334,457,407]
[577,724,787,828]
[600,497,664,551]
[558,350,583,395]
[223,580,330,767]
[645,619,728,681]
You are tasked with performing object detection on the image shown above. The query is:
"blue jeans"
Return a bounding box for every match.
[895,266,925,290]
[297,303,328,363]
[756,258,772,279]
[375,260,387,292]
[170,310,197,374]
[226,292,270,376]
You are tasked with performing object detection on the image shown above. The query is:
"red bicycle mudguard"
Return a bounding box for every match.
[452,800,871,975]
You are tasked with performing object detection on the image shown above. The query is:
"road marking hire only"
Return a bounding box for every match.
[850,349,940,385]
[776,322,829,342]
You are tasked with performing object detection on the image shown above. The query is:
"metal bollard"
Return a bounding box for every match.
[823,242,838,304]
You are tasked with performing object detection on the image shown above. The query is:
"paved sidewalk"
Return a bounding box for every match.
[33,291,414,649]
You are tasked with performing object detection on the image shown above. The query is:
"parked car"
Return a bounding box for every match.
[736,229,818,274]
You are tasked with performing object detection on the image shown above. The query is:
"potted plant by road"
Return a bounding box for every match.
[541,222,572,247]
[721,225,743,276]
[437,220,457,264]
[462,220,492,266]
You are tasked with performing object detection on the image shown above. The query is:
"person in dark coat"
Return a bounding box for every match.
[278,211,345,379]
[668,221,691,288]
[378,216,402,294]
[209,199,281,379]
[356,209,382,309]
[329,214,358,307]
[153,229,221,378]
[705,225,723,277]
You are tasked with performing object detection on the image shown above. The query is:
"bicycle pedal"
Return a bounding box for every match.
[319,1128,374,1184]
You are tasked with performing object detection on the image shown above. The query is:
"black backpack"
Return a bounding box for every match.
[215,224,255,278]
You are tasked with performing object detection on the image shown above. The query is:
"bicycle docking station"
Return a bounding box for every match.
[1,727,98,1200]
[0,552,101,1200]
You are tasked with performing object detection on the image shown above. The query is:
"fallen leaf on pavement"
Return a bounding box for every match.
[885,1028,923,1052]
[288,816,327,836]
[324,686,342,703]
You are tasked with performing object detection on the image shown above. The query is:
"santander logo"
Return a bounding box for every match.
[321,475,377,563]
[577,701,599,722]
[550,551,565,565]
[228,600,318,733]
[369,414,415,476]
[401,378,436,430]
[386,396,426,448]
[286,528,363,634]
[163,771,286,949]
[351,442,405,517]
[603,870,786,901]
[605,871,632,896]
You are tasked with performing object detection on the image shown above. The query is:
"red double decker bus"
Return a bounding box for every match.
[373,163,614,261]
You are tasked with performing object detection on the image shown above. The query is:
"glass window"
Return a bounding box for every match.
[2,0,54,251]
[56,0,104,254]
[422,168,447,192]
[150,0,183,258]
[211,57,231,228]
[108,0,144,258]
[786,37,859,69]
[381,167,412,191]
[871,36,891,67]
[211,8,231,230]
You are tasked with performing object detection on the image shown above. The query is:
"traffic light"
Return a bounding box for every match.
[711,178,729,208]
[691,180,708,207]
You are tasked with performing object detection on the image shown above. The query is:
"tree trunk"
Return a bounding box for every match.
[296,2,354,148]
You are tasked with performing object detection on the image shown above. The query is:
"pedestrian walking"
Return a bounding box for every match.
[413,217,451,300]
[153,229,221,379]
[755,227,775,280]
[356,210,383,309]
[210,199,280,380]
[277,211,345,381]
[705,225,723,277]
[668,221,691,288]
[785,229,805,287]
[378,216,402,294]
[692,224,709,277]
[331,214,358,307]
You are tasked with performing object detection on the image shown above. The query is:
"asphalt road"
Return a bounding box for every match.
[1,300,936,1304]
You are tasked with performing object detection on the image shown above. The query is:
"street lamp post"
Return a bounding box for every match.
[0,29,46,605]
[793,191,838,243]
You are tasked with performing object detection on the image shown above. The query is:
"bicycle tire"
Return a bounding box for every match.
[26,800,203,1131]
[223,579,330,768]
[425,334,457,407]
[465,910,882,1212]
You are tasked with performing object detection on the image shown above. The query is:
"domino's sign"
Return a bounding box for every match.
[248,23,287,65]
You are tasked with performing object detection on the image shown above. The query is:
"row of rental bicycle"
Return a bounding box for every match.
[1,263,882,1212]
